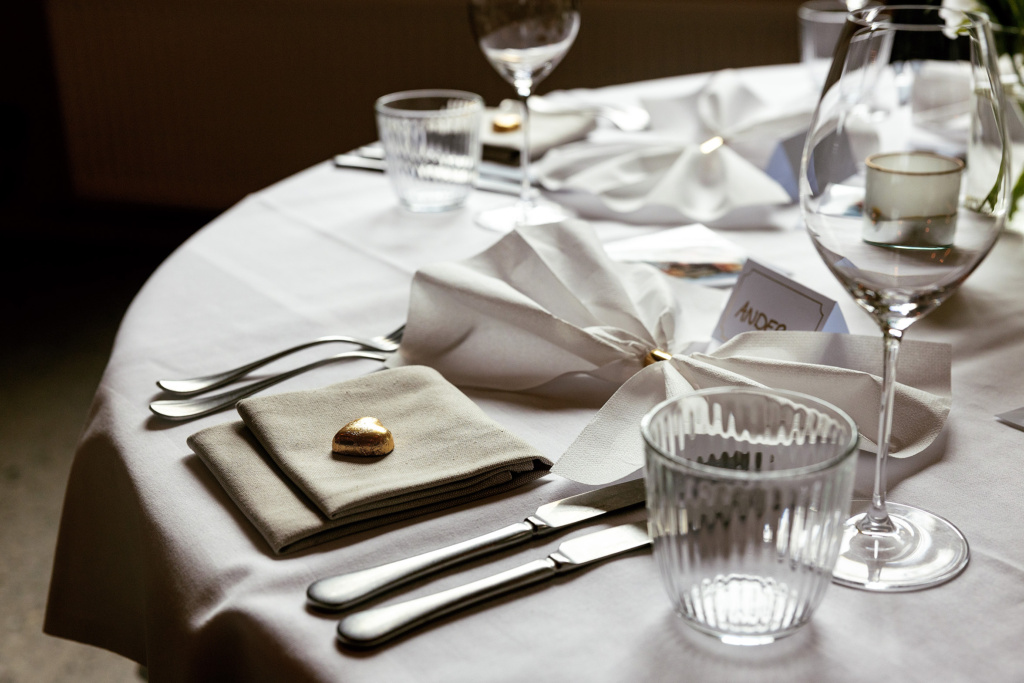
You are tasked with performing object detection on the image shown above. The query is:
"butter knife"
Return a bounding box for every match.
[336,521,650,648]
[307,478,646,611]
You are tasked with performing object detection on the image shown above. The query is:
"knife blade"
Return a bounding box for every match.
[332,153,523,196]
[307,478,646,611]
[336,521,650,648]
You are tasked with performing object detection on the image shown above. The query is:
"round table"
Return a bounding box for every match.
[44,65,1024,682]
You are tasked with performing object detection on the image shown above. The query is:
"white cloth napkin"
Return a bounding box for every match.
[385,220,679,390]
[553,331,951,484]
[533,69,813,222]
[387,221,953,485]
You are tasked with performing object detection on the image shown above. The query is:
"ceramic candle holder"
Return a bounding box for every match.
[863,151,964,248]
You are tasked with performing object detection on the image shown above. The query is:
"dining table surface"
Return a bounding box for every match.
[43,63,1024,682]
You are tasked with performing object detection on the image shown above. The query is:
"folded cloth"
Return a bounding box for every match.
[188,366,552,553]
[533,69,813,222]
[480,103,596,161]
[385,222,953,485]
[385,220,680,390]
[553,331,952,484]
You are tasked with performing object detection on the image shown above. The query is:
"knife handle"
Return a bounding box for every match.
[307,521,537,611]
[337,558,557,648]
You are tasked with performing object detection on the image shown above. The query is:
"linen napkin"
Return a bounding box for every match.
[188,366,552,553]
[480,104,596,162]
[386,221,953,485]
[533,69,813,222]
[553,331,952,484]
[385,220,679,390]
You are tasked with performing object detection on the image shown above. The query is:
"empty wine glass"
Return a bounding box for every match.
[468,0,581,231]
[800,5,1009,591]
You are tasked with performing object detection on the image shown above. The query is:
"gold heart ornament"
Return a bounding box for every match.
[332,417,395,457]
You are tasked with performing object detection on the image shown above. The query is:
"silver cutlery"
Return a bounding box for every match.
[156,324,404,396]
[336,521,651,648]
[332,154,523,196]
[307,478,646,611]
[149,349,389,420]
[351,143,524,183]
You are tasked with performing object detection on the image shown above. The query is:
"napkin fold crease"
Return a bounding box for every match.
[387,221,678,389]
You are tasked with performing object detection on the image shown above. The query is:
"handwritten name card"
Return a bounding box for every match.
[713,259,847,343]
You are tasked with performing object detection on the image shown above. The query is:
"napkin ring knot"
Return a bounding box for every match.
[644,349,673,366]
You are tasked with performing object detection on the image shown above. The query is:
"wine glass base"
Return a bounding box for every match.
[832,501,970,592]
[474,202,574,233]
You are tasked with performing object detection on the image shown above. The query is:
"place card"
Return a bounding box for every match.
[996,407,1024,432]
[712,259,847,343]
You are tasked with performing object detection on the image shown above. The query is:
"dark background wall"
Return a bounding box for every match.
[1,0,805,256]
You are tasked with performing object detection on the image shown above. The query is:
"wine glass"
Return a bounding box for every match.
[468,0,581,231]
[800,5,1009,591]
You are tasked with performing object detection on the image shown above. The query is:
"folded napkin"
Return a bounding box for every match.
[480,103,596,162]
[188,366,552,553]
[387,222,953,485]
[385,220,679,390]
[553,331,952,484]
[533,70,813,222]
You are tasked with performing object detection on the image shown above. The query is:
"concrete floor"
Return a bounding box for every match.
[0,215,205,682]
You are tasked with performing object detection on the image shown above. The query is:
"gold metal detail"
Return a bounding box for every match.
[492,112,522,133]
[644,349,673,366]
[332,417,395,457]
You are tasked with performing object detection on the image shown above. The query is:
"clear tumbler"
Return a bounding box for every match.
[375,89,484,212]
[642,387,858,645]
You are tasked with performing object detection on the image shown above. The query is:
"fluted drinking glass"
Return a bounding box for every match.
[642,387,859,645]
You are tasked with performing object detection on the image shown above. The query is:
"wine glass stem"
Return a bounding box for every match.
[859,328,902,534]
[517,87,535,211]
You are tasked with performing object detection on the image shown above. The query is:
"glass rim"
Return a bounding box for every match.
[797,0,879,24]
[848,4,991,32]
[375,89,484,117]
[865,151,965,176]
[640,386,860,480]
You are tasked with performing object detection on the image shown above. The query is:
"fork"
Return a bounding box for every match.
[149,349,390,420]
[156,324,405,395]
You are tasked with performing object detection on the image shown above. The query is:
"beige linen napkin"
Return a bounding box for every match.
[188,366,551,553]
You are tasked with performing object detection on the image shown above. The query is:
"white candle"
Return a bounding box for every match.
[863,151,964,248]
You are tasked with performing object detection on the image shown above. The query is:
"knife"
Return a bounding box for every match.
[332,153,523,196]
[336,521,650,648]
[348,143,525,183]
[307,478,646,611]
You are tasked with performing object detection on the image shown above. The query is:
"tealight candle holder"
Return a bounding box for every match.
[862,151,964,249]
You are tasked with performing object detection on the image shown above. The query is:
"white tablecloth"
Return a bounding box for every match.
[44,65,1024,682]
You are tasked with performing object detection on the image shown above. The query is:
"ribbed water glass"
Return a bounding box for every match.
[375,90,483,212]
[641,387,858,645]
